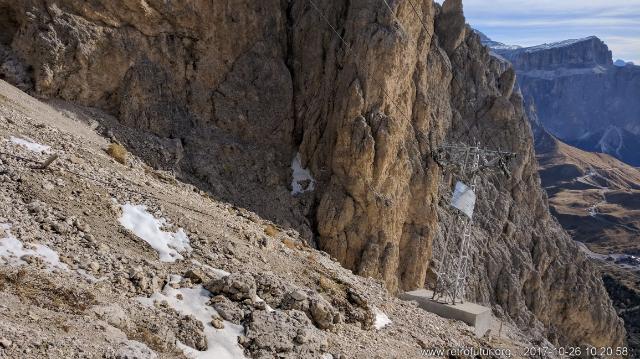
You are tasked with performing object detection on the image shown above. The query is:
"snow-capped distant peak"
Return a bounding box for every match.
[490,44,522,50]
[522,36,599,53]
[473,29,521,50]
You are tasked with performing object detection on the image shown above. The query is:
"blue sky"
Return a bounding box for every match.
[450,0,640,63]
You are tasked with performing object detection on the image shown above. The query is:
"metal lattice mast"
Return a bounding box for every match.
[451,147,479,303]
[431,143,515,305]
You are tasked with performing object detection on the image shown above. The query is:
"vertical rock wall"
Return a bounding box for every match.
[289,0,451,292]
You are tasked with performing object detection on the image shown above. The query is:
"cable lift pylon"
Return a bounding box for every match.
[430,141,516,305]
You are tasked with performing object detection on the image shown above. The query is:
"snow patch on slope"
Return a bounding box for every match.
[0,223,67,270]
[9,136,51,153]
[138,276,246,359]
[119,204,192,262]
[473,29,521,50]
[597,126,624,158]
[191,259,231,278]
[373,308,392,329]
[291,152,315,195]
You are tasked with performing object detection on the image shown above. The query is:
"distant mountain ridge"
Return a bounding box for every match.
[473,30,521,50]
[494,35,612,70]
[478,32,640,166]
[615,59,636,67]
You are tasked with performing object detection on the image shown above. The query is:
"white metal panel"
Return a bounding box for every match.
[451,181,476,219]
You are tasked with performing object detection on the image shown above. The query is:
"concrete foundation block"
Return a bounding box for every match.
[399,289,492,337]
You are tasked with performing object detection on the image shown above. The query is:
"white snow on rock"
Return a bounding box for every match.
[523,36,597,53]
[291,152,315,195]
[191,259,231,279]
[9,136,51,153]
[0,223,67,270]
[373,308,392,330]
[119,204,192,262]
[138,278,246,359]
[254,296,275,313]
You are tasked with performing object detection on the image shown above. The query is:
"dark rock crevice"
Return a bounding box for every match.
[0,6,19,46]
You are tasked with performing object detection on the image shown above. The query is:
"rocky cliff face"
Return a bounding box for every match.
[496,36,612,71]
[488,35,640,166]
[0,0,625,347]
[432,26,625,346]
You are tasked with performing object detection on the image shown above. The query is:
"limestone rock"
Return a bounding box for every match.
[253,271,292,307]
[210,296,244,324]
[280,290,340,330]
[176,315,207,352]
[435,0,466,55]
[211,317,225,330]
[496,36,613,71]
[491,36,640,166]
[92,304,132,332]
[498,68,516,98]
[205,272,257,302]
[183,269,209,284]
[243,310,328,358]
[0,338,12,349]
[105,340,158,359]
[289,290,307,302]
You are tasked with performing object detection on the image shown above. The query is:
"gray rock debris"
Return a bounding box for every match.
[205,272,257,302]
[253,271,291,307]
[243,310,329,359]
[252,272,342,330]
[210,295,244,324]
[280,290,340,330]
[183,268,209,284]
[176,315,207,351]
[91,304,132,332]
[0,338,12,349]
[104,339,157,359]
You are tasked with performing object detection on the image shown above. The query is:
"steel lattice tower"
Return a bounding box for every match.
[431,143,515,305]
